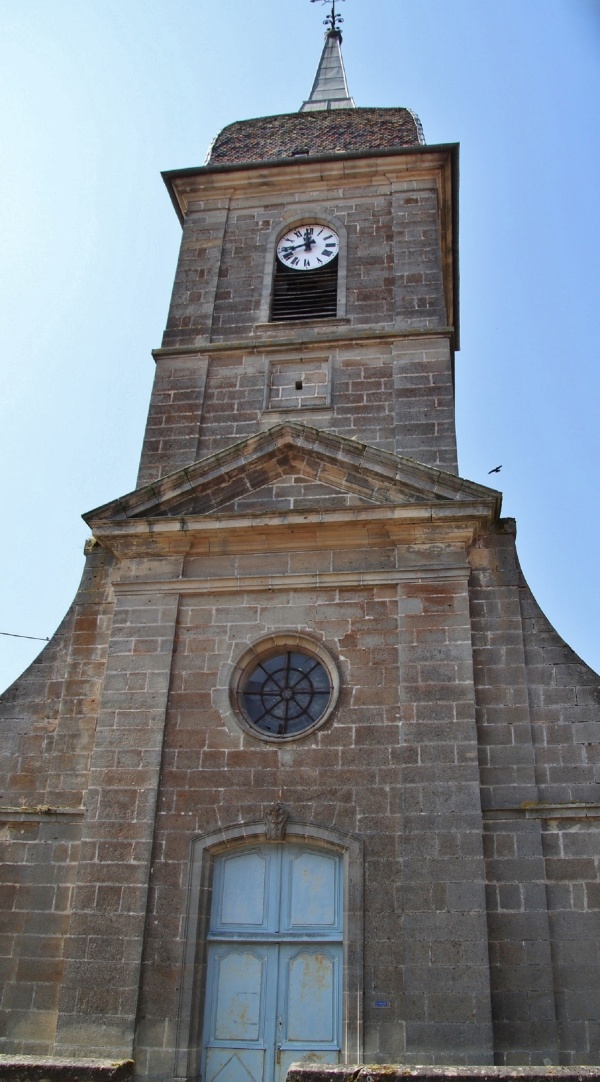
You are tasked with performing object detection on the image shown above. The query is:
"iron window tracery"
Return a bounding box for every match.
[242,650,332,737]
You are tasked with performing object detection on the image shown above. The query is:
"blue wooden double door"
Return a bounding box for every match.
[201,843,343,1082]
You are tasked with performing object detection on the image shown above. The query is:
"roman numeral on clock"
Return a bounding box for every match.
[276,224,339,274]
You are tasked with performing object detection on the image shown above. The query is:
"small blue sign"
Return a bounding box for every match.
[372,1000,391,1008]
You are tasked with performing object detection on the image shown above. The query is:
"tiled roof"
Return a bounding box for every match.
[207,107,425,166]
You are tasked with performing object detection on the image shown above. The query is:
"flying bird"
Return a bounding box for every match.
[488,465,502,474]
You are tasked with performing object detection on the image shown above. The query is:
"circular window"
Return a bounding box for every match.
[232,639,339,741]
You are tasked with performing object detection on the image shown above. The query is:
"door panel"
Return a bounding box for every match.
[213,950,265,1042]
[205,1047,265,1082]
[276,943,342,1081]
[214,849,272,932]
[203,944,276,1082]
[283,850,341,932]
[282,947,341,1044]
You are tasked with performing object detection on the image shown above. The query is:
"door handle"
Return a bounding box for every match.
[276,1044,281,1064]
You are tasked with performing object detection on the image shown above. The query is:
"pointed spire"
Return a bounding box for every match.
[300,30,355,112]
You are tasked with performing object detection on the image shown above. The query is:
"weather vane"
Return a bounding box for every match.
[311,0,346,35]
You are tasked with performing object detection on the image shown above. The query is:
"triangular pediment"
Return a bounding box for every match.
[84,422,501,527]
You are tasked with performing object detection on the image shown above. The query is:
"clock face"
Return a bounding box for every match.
[276,224,340,271]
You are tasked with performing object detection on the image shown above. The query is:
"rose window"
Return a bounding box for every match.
[241,650,333,738]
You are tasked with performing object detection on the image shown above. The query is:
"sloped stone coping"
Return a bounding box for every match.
[287,1068,600,1082]
[0,1057,133,1081]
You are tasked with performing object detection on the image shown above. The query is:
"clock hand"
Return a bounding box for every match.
[280,234,318,257]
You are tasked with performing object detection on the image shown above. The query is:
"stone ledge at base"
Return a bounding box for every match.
[287,1069,600,1082]
[0,1057,134,1082]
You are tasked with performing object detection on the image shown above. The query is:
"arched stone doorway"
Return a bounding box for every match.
[173,821,363,1080]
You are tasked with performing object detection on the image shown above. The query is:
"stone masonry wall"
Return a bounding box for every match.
[0,549,116,1056]
[134,572,402,1079]
[162,180,446,348]
[129,536,494,1077]
[136,354,209,489]
[520,577,600,804]
[53,568,183,1061]
[468,523,600,1065]
[136,336,458,486]
[136,158,455,492]
[520,563,600,1064]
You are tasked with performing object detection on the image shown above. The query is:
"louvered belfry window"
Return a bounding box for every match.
[271,255,338,322]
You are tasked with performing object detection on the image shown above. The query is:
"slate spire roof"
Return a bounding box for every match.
[300,29,355,112]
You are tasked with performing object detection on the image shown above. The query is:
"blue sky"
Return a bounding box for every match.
[1,0,599,691]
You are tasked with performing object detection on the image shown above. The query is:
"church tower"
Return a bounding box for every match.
[2,12,600,1082]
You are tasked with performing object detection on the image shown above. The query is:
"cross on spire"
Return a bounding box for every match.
[311,0,347,38]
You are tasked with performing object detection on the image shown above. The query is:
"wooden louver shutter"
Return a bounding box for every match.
[271,256,338,322]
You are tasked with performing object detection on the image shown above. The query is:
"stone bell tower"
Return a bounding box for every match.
[2,12,600,1082]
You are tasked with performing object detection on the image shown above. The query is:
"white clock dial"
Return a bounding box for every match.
[277,224,339,271]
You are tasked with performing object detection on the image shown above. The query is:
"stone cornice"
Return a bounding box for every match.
[151,326,455,360]
[89,501,498,559]
[163,143,457,216]
[114,565,471,596]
